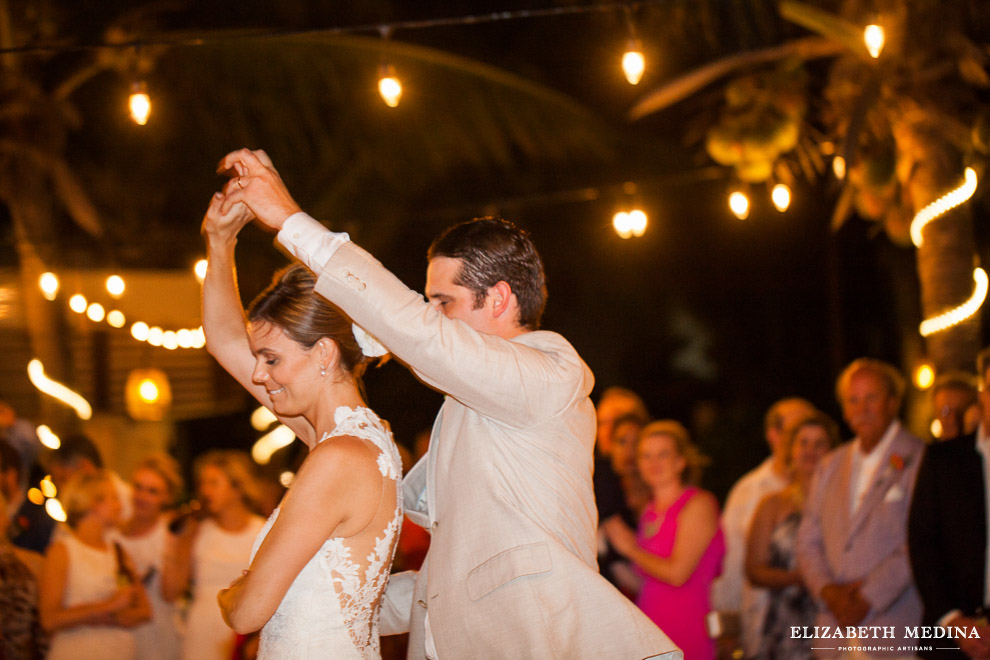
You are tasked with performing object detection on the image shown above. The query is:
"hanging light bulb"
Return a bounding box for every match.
[771,183,792,212]
[378,63,402,108]
[86,303,106,323]
[864,24,885,59]
[68,294,87,313]
[194,259,208,284]
[129,81,151,125]
[612,209,648,238]
[729,191,750,220]
[622,38,645,85]
[832,155,846,180]
[106,274,125,298]
[39,272,59,301]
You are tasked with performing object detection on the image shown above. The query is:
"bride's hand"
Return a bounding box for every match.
[201,192,252,245]
[218,570,249,629]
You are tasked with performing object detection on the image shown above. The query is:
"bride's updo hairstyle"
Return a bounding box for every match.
[248,264,367,380]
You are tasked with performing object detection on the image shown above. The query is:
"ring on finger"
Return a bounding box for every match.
[237,177,245,189]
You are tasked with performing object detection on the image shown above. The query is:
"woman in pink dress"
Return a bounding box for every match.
[608,420,725,660]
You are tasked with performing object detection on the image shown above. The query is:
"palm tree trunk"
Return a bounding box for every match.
[894,121,981,373]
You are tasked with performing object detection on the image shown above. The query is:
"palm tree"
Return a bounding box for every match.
[627,0,989,375]
[0,0,627,421]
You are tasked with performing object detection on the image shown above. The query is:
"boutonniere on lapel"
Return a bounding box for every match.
[889,453,906,471]
[9,514,29,538]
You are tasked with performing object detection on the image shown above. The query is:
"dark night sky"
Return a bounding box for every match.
[7,1,990,498]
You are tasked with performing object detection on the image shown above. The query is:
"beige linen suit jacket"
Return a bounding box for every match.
[796,422,924,658]
[306,239,680,660]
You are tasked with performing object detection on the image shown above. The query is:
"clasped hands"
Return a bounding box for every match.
[821,581,869,627]
[202,148,302,238]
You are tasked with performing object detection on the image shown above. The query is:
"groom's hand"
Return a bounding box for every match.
[216,148,302,231]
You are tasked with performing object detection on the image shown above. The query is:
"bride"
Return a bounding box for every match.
[201,191,402,660]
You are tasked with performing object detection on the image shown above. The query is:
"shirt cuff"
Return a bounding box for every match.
[938,609,964,628]
[276,212,350,272]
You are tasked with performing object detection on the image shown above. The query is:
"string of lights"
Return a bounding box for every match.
[0,1,662,56]
[39,265,207,350]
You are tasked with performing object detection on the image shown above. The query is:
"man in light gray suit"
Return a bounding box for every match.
[216,149,680,660]
[797,358,924,659]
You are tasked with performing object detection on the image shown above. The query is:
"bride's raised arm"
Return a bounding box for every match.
[200,193,316,446]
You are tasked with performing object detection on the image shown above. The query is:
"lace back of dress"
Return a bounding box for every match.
[318,407,403,660]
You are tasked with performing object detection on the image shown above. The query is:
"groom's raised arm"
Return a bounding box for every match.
[217,148,590,429]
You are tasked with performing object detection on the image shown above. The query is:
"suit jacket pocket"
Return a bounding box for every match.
[466,541,552,601]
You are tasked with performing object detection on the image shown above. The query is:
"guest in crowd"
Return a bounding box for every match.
[713,397,815,657]
[0,487,47,660]
[746,410,839,660]
[797,358,924,659]
[608,420,725,660]
[116,453,184,660]
[610,412,652,517]
[48,434,133,524]
[162,450,264,660]
[929,371,979,441]
[596,386,650,460]
[909,348,990,659]
[39,470,151,660]
[594,387,651,595]
[0,401,41,480]
[0,438,54,554]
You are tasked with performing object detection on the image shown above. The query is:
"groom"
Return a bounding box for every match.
[215,149,680,659]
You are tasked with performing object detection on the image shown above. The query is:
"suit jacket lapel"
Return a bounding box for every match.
[832,446,856,544]
[847,429,910,537]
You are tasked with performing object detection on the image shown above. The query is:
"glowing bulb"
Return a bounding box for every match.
[279,471,296,488]
[622,39,645,85]
[613,212,633,239]
[833,156,846,180]
[129,82,151,125]
[628,209,647,237]
[39,272,59,301]
[931,418,942,439]
[131,321,150,341]
[37,425,61,449]
[194,259,208,283]
[919,267,989,337]
[27,359,92,420]
[914,363,935,390]
[147,326,164,347]
[86,302,105,323]
[162,330,179,350]
[176,329,193,348]
[107,310,126,328]
[251,406,278,431]
[46,497,66,522]
[27,488,45,506]
[864,24,885,59]
[40,476,57,499]
[378,65,402,108]
[911,168,978,247]
[729,191,750,220]
[106,275,125,298]
[251,424,297,464]
[191,327,206,349]
[771,184,792,212]
[69,294,87,313]
[138,379,160,403]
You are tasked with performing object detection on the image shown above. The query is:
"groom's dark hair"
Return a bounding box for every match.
[428,217,547,330]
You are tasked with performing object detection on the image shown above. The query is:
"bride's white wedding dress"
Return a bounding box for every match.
[251,406,403,660]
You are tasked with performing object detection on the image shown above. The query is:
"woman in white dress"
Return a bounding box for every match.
[115,453,184,660]
[202,190,402,660]
[39,470,152,660]
[162,450,265,660]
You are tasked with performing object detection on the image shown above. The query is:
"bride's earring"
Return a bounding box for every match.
[320,364,327,377]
